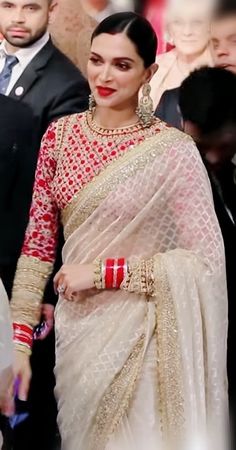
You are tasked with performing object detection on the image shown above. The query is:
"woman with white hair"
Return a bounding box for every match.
[150,0,215,108]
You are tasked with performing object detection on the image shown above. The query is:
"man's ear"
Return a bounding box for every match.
[48,1,58,26]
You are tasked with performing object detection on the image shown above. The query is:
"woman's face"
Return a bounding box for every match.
[168,5,211,57]
[87,32,155,110]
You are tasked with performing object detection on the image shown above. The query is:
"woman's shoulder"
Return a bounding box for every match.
[150,118,197,153]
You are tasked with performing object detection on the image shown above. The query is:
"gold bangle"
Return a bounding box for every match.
[14,343,32,357]
[94,258,103,290]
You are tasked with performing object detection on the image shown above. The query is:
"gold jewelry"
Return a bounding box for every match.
[94,258,103,289]
[14,343,32,357]
[137,83,154,127]
[89,93,96,111]
[86,110,144,137]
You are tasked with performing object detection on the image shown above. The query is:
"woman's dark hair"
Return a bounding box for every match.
[91,12,157,68]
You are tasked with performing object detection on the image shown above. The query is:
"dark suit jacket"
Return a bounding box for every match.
[155,87,182,130]
[8,38,90,141]
[0,95,37,293]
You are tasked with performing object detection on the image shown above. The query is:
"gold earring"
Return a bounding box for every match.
[89,93,96,111]
[137,83,154,127]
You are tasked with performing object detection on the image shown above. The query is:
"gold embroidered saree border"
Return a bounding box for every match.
[61,128,186,239]
[154,255,185,441]
[89,331,147,450]
[11,255,53,327]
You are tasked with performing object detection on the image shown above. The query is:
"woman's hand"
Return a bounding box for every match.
[1,350,31,416]
[13,351,32,401]
[53,264,94,300]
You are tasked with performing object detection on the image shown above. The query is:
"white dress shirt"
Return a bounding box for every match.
[0,31,50,95]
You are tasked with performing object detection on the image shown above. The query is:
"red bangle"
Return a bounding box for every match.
[105,259,115,289]
[13,323,33,349]
[104,258,127,289]
[113,258,125,288]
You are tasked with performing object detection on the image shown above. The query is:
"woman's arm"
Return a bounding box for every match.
[11,122,60,333]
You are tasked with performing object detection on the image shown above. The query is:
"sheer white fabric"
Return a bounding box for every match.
[54,130,228,450]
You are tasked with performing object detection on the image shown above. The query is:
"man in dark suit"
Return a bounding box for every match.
[0,1,89,449]
[0,95,37,297]
[0,0,89,140]
[179,66,236,447]
[155,87,182,129]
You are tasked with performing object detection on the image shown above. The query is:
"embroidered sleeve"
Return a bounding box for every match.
[11,122,60,327]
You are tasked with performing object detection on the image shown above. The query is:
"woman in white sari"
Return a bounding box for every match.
[10,12,228,450]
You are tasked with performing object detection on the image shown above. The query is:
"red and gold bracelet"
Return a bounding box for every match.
[94,258,128,290]
[13,322,33,354]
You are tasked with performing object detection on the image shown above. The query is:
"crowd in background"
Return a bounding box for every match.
[0,0,235,449]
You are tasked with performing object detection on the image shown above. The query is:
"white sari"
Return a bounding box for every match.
[53,130,228,450]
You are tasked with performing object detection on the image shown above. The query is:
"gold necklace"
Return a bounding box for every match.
[86,110,144,136]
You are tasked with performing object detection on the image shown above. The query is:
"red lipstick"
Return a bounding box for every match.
[97,86,116,97]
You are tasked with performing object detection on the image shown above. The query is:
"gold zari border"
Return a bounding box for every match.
[154,256,185,443]
[89,332,147,450]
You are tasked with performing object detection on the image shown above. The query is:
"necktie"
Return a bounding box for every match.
[0,54,18,95]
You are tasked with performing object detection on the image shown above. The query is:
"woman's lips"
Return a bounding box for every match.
[96,86,117,97]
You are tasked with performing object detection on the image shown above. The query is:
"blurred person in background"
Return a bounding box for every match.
[81,0,133,22]
[150,0,215,108]
[155,0,236,130]
[179,66,236,448]
[210,0,236,74]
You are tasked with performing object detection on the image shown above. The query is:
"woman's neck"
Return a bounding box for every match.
[93,105,139,129]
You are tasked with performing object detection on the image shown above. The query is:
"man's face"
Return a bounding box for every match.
[0,0,53,49]
[210,16,236,74]
[184,121,236,171]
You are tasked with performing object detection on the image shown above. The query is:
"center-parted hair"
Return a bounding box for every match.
[179,67,236,134]
[91,12,157,69]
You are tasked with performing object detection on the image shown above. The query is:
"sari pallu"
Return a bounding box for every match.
[55,130,228,450]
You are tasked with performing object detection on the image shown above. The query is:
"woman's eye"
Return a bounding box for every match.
[89,57,102,65]
[116,63,130,71]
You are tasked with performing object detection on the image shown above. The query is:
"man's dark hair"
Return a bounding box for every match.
[179,67,236,134]
[213,0,236,20]
[91,12,157,68]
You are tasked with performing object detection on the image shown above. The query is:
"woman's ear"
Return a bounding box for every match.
[144,63,159,84]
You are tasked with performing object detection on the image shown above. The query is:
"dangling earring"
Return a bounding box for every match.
[89,93,96,112]
[137,83,154,127]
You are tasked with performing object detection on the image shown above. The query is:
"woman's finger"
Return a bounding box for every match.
[53,269,63,293]
[18,369,31,402]
[64,286,75,301]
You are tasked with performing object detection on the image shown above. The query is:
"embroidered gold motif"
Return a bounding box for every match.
[121,257,155,296]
